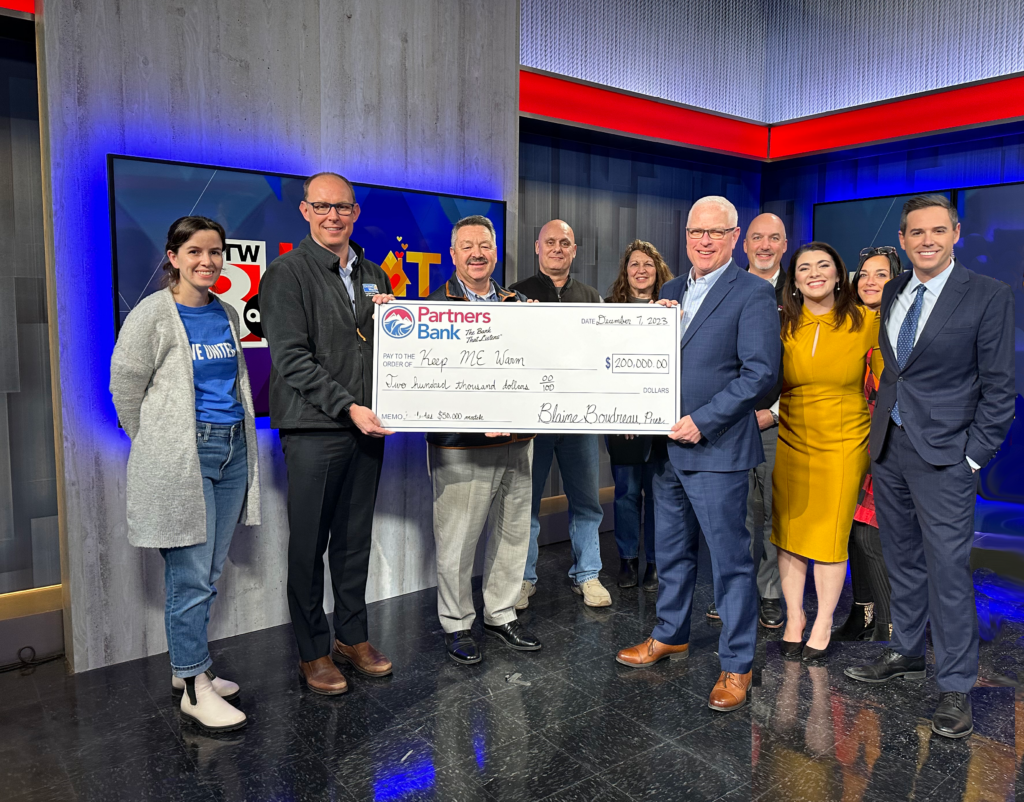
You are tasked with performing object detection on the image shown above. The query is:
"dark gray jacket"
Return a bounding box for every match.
[261,235,390,430]
[509,272,601,303]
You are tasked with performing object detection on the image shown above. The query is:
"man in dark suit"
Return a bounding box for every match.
[845,194,1015,739]
[616,196,780,712]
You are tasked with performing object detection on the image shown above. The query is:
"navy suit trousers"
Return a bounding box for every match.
[651,463,756,673]
[873,426,979,692]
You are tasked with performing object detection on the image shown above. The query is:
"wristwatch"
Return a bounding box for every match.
[771,411,780,426]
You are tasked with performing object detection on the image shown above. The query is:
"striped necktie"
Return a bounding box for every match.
[890,284,927,426]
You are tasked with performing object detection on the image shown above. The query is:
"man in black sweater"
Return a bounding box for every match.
[510,220,611,609]
[706,213,788,630]
[261,172,395,696]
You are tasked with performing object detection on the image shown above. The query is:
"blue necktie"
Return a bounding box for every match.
[891,284,927,426]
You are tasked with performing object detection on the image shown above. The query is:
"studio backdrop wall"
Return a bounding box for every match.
[39,0,521,672]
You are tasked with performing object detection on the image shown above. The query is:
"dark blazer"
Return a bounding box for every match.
[750,269,786,411]
[871,261,1015,467]
[659,262,781,472]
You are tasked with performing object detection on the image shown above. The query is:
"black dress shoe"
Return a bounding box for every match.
[483,620,542,651]
[445,630,482,665]
[705,602,720,622]
[832,602,874,641]
[780,640,804,661]
[932,692,973,739]
[844,648,926,684]
[617,558,639,588]
[759,598,785,629]
[801,642,829,666]
[641,564,659,592]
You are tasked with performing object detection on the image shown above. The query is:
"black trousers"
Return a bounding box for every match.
[281,429,385,662]
[849,522,892,626]
[873,426,978,692]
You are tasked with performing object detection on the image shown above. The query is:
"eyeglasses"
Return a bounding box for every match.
[305,201,358,216]
[859,245,898,257]
[686,227,736,240]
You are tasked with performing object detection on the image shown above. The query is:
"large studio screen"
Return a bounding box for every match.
[108,155,506,416]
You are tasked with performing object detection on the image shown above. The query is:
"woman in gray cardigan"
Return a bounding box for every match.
[111,216,260,733]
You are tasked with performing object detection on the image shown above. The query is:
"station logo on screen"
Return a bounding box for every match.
[381,306,415,338]
[214,239,267,347]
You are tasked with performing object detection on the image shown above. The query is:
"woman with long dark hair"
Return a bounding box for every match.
[605,240,673,589]
[771,242,882,664]
[111,216,260,732]
[833,246,901,641]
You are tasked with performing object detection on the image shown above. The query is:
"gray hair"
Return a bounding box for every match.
[687,195,739,228]
[451,215,497,248]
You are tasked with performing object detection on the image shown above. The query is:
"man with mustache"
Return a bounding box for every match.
[510,220,611,611]
[707,214,788,631]
[425,215,543,665]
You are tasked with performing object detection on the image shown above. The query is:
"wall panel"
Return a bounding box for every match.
[40,0,520,671]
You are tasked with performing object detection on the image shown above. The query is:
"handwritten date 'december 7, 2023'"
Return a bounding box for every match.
[372,303,680,434]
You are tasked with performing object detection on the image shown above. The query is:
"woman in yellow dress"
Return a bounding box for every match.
[772,241,882,665]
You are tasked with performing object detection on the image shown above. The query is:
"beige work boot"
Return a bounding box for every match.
[172,669,239,701]
[180,672,247,733]
[515,580,536,611]
[572,578,612,607]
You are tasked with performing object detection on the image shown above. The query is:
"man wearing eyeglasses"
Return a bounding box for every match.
[706,214,788,630]
[262,172,396,696]
[616,196,780,714]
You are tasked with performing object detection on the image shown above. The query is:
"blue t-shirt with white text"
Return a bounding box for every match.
[176,302,244,424]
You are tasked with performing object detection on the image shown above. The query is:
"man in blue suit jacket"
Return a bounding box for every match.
[616,196,780,712]
[846,195,1015,739]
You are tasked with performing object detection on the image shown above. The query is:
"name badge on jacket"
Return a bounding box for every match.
[363,283,380,296]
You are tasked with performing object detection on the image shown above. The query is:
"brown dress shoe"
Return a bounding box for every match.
[299,656,349,695]
[615,637,689,668]
[333,640,393,677]
[708,670,752,712]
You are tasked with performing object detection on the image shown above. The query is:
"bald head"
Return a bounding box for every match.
[535,219,577,287]
[744,213,788,278]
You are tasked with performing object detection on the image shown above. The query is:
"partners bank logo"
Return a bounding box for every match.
[380,235,441,297]
[382,307,416,338]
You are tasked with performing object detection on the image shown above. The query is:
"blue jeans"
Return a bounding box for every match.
[160,422,248,678]
[611,462,657,562]
[524,434,604,585]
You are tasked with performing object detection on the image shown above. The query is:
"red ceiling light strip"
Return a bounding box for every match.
[769,74,1024,159]
[0,0,34,13]
[519,70,770,160]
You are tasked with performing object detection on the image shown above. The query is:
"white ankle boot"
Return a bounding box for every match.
[172,669,240,701]
[180,672,247,732]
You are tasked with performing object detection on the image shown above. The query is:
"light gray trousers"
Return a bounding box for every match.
[429,440,533,634]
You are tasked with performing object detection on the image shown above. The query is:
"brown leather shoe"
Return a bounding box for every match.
[615,637,689,668]
[333,640,393,677]
[708,670,752,712]
[299,656,349,695]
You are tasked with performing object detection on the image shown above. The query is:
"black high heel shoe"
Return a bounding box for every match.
[780,640,804,661]
[801,642,830,666]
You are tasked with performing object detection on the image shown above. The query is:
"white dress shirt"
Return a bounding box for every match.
[682,259,732,335]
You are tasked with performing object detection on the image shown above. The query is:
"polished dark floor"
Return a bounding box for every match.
[3,532,1022,802]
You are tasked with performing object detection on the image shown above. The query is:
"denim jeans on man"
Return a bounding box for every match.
[161,423,248,678]
[523,433,604,585]
[611,462,657,562]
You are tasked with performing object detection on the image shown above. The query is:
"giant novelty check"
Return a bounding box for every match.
[372,302,680,434]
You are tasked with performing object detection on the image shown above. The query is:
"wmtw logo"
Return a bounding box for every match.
[214,239,267,347]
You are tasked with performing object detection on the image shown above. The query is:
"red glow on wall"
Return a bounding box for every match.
[519,70,770,160]
[0,0,34,13]
[768,75,1024,158]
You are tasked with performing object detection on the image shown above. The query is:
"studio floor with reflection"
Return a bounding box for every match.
[2,532,1022,802]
